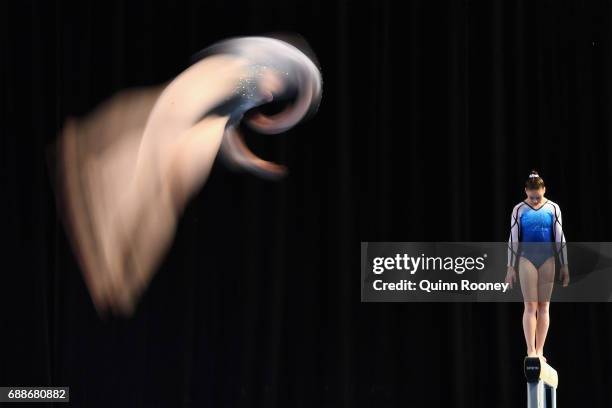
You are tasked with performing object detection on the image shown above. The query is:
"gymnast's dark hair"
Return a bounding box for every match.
[525,170,545,190]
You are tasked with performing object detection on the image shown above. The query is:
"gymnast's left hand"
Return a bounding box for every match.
[559,265,570,287]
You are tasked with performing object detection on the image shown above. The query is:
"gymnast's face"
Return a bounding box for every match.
[525,187,545,206]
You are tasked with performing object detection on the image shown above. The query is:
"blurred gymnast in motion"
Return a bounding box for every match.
[505,171,570,362]
[51,36,322,316]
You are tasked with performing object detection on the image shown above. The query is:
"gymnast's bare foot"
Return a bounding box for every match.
[536,351,547,362]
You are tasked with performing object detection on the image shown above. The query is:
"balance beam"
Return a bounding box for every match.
[524,357,557,408]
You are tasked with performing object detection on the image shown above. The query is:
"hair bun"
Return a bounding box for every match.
[525,170,545,188]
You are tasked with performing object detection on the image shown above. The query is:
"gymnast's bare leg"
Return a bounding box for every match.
[535,257,555,362]
[518,257,539,358]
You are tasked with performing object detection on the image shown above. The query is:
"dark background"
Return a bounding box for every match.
[2,0,612,406]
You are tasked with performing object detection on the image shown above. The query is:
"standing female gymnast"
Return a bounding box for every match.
[505,170,570,361]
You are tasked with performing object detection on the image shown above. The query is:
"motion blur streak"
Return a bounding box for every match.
[49,36,322,316]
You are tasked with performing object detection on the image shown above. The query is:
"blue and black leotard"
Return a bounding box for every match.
[507,200,568,269]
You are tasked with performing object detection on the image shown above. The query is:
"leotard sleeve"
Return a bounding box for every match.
[507,203,522,267]
[551,202,568,265]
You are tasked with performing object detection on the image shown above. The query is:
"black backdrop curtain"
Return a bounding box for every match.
[1,0,612,407]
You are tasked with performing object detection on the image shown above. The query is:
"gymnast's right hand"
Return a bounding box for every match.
[505,266,517,289]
